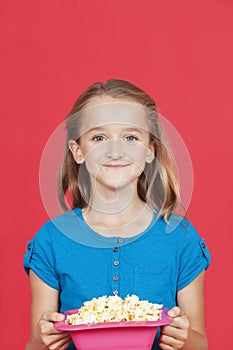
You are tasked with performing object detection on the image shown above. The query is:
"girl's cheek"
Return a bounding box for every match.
[127,146,148,160]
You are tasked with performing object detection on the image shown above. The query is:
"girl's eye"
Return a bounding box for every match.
[92,135,106,142]
[125,135,138,142]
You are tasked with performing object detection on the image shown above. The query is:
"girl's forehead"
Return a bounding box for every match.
[79,101,149,135]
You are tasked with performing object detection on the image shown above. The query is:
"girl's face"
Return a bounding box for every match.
[69,96,154,193]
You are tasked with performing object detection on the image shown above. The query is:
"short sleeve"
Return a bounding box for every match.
[24,223,60,290]
[177,221,211,291]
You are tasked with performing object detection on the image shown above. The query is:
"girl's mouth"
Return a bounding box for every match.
[103,164,130,168]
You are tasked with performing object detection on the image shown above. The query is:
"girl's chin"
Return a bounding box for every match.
[98,179,134,190]
[90,179,136,198]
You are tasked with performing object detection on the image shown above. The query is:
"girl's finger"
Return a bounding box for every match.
[158,340,174,350]
[43,333,71,349]
[167,306,183,318]
[39,312,66,336]
[49,335,71,350]
[159,333,186,348]
[161,324,188,340]
[39,319,65,335]
[42,311,65,322]
[165,315,189,331]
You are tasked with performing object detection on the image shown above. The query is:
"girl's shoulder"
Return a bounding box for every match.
[161,214,210,257]
[153,214,207,249]
[156,213,195,236]
[33,209,82,241]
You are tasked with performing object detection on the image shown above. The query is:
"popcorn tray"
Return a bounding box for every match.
[54,308,172,350]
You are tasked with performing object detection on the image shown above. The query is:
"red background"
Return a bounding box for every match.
[1,0,233,348]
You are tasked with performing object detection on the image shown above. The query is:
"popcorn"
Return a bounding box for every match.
[66,295,163,325]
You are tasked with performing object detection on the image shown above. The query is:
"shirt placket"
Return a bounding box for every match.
[111,237,124,296]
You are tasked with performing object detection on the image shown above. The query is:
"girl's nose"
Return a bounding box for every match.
[105,139,125,158]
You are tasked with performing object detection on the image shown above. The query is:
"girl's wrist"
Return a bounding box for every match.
[25,340,46,350]
[25,329,47,350]
[182,328,208,350]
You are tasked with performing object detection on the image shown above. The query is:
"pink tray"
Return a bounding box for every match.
[55,308,172,350]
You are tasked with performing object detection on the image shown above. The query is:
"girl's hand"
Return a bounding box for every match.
[38,311,71,350]
[158,306,190,350]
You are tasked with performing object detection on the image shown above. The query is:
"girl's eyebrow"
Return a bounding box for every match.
[86,126,144,134]
[121,127,144,134]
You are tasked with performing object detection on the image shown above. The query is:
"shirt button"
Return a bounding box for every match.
[113,247,118,252]
[113,275,119,281]
[117,237,124,243]
[113,260,119,266]
[113,290,119,295]
[201,242,206,248]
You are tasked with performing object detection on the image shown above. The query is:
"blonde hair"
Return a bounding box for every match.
[58,79,180,221]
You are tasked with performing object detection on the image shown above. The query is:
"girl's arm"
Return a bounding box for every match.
[26,270,71,350]
[159,271,208,350]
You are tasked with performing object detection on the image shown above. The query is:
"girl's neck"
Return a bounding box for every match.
[82,189,154,237]
[88,180,137,216]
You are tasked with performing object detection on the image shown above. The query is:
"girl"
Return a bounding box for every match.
[24,79,211,350]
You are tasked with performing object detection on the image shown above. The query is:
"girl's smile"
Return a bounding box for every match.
[102,163,130,168]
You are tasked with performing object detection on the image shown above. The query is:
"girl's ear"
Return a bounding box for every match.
[68,140,85,164]
[146,145,155,164]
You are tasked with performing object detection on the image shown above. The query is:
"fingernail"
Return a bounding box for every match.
[56,314,64,321]
[168,311,175,317]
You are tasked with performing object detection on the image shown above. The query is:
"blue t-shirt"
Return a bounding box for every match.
[24,209,211,350]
